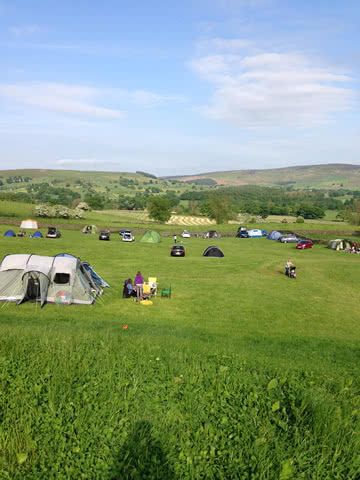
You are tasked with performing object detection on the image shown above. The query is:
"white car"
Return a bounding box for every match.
[122,232,135,242]
[181,230,191,238]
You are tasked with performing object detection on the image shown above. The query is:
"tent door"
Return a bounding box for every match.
[26,276,40,300]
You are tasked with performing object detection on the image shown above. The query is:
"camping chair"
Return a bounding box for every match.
[142,283,152,300]
[148,277,157,296]
[160,285,172,298]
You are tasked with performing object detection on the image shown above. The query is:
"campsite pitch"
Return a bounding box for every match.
[0,230,359,479]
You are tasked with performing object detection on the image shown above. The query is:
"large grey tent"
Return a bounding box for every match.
[0,254,105,307]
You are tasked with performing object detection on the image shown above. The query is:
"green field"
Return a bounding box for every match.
[0,228,359,479]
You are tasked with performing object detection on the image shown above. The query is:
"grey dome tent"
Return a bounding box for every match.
[140,230,161,243]
[203,246,224,257]
[267,230,282,241]
[0,254,105,307]
[4,229,16,237]
[32,231,43,238]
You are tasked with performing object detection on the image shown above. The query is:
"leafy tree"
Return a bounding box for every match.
[347,200,360,225]
[147,196,172,222]
[84,192,105,210]
[295,204,325,219]
[202,194,234,224]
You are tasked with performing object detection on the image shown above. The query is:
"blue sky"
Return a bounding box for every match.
[0,0,359,175]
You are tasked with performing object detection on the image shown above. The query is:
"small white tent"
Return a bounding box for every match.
[20,219,38,230]
[0,254,105,306]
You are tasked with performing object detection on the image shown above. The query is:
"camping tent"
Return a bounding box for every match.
[140,231,161,243]
[32,231,43,238]
[3,230,16,237]
[328,239,354,251]
[82,262,110,288]
[55,253,109,288]
[203,246,224,257]
[20,219,38,230]
[248,229,263,238]
[204,230,220,239]
[82,225,97,234]
[0,254,105,307]
[267,230,282,241]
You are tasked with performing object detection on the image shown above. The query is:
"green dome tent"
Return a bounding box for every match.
[140,230,161,243]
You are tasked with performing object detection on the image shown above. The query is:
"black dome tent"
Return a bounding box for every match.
[203,246,224,257]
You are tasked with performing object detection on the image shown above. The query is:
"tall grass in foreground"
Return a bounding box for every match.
[0,232,359,478]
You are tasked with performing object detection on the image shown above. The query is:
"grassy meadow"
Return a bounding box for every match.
[0,227,359,479]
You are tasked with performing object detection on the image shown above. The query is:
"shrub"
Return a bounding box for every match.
[296,216,305,223]
[35,204,84,219]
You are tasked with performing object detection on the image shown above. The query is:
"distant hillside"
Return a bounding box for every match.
[167,164,360,190]
[0,168,199,199]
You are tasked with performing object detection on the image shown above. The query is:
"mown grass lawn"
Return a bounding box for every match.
[0,230,359,479]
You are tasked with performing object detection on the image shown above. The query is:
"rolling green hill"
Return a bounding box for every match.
[0,168,200,200]
[168,163,360,189]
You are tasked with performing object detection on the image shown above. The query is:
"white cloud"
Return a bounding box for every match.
[56,158,99,166]
[197,37,252,52]
[0,82,184,118]
[9,24,44,37]
[113,89,186,107]
[191,46,355,127]
[0,83,124,119]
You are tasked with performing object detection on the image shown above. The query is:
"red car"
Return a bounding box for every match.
[296,240,313,250]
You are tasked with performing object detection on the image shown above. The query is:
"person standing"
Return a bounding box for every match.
[134,271,144,301]
[173,234,177,244]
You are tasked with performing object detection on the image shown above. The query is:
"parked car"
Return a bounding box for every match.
[296,239,313,250]
[99,230,110,241]
[122,232,135,242]
[46,227,61,239]
[279,234,299,243]
[170,245,185,257]
[119,229,132,237]
[181,230,191,238]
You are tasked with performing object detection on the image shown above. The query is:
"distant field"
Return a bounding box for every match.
[0,230,359,479]
[170,163,360,189]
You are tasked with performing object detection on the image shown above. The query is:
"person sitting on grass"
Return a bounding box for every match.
[123,278,134,298]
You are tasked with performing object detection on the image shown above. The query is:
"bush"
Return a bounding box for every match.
[35,204,84,219]
[296,216,305,223]
[281,218,288,223]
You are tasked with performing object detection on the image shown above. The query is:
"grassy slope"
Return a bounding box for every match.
[170,164,360,189]
[0,231,359,479]
[0,169,198,198]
